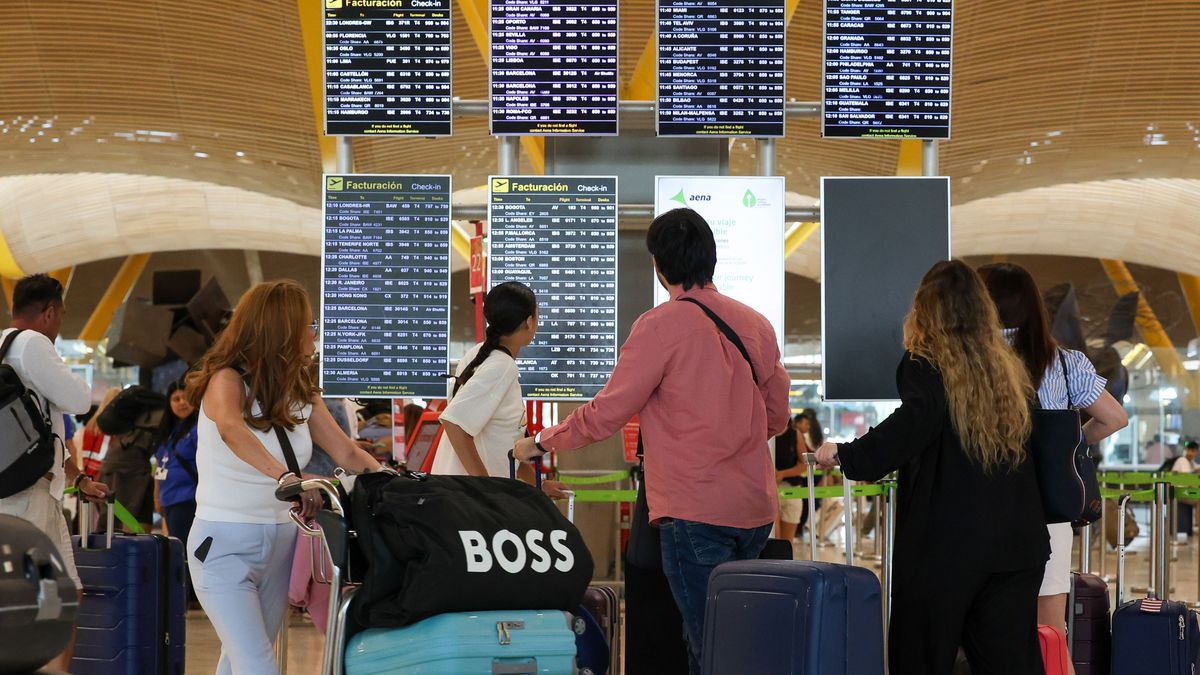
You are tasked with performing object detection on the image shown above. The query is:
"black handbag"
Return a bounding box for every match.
[624,297,760,570]
[1030,351,1102,525]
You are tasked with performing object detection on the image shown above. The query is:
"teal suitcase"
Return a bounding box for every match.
[344,609,579,674]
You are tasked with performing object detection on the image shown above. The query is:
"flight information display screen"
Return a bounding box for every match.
[488,176,618,400]
[822,0,952,139]
[657,0,786,137]
[490,0,620,135]
[324,0,453,136]
[321,174,451,398]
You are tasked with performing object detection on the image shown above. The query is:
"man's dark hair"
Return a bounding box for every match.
[646,208,717,291]
[1187,440,1199,451]
[12,274,63,318]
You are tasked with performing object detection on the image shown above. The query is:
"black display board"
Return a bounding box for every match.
[490,0,619,135]
[822,0,952,139]
[322,174,452,397]
[821,177,950,401]
[657,0,786,137]
[489,176,618,399]
[324,0,453,136]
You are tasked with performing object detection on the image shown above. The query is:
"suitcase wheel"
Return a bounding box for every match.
[572,616,587,636]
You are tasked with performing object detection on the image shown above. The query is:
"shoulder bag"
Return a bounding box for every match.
[625,297,759,569]
[1029,351,1102,525]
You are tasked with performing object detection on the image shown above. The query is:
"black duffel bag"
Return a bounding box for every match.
[350,471,594,628]
[0,514,78,674]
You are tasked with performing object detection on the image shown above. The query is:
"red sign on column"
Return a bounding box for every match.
[469,236,486,295]
[622,416,640,464]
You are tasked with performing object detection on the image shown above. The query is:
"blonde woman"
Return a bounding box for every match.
[185,280,382,675]
[816,260,1049,675]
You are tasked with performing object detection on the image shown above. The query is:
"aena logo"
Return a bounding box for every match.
[669,189,711,206]
[742,189,757,208]
[459,529,575,574]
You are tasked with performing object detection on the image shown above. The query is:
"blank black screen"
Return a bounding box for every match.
[821,177,949,401]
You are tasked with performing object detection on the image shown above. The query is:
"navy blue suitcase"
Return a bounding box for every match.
[701,559,884,675]
[1112,598,1200,674]
[70,502,186,674]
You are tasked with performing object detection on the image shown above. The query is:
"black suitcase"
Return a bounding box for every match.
[583,585,621,673]
[1066,572,1110,675]
[0,513,78,674]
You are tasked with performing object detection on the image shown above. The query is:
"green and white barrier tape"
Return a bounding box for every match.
[556,471,631,486]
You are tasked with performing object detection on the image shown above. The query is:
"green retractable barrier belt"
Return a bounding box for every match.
[1098,488,1156,503]
[556,471,630,486]
[569,489,638,503]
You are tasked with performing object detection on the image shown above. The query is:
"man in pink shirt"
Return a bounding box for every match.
[515,208,791,673]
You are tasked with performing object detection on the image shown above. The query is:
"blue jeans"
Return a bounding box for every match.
[659,519,773,675]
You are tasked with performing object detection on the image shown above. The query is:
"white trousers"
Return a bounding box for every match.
[189,518,297,675]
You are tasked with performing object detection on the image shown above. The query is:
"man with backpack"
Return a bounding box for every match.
[514,208,791,674]
[0,274,105,670]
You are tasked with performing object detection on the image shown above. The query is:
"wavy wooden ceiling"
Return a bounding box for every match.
[0,0,1197,215]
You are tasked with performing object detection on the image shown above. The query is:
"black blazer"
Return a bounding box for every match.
[838,353,1049,574]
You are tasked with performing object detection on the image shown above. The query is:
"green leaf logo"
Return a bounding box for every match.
[670,189,687,206]
[742,189,757,208]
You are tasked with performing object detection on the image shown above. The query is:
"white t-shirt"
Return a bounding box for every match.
[1172,456,1194,474]
[0,328,90,501]
[195,394,314,525]
[433,344,525,478]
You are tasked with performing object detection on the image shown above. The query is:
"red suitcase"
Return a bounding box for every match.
[1039,625,1070,675]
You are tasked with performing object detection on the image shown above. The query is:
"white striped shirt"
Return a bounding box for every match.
[1003,329,1107,410]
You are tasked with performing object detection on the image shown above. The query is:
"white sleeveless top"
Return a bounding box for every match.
[195,395,314,525]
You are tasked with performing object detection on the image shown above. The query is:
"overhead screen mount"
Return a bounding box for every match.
[320,174,453,398]
[489,175,619,401]
[652,176,786,348]
[323,0,454,136]
[820,176,951,402]
[490,0,620,136]
[822,0,953,140]
[657,0,787,137]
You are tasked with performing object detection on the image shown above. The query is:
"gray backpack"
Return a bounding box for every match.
[0,329,56,498]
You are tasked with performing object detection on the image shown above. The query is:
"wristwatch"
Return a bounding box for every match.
[533,430,548,456]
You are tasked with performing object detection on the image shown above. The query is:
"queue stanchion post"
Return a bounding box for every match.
[275,617,289,675]
[842,472,855,567]
[803,453,819,562]
[1098,483,1109,582]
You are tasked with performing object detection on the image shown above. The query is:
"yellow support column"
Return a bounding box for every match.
[895,140,923,176]
[79,255,151,342]
[1179,273,1200,335]
[297,0,340,173]
[784,222,819,258]
[1,278,14,313]
[1101,260,1191,390]
[456,0,543,173]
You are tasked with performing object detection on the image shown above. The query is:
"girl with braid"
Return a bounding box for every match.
[434,282,539,478]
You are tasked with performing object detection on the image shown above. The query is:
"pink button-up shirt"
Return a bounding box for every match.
[540,285,791,529]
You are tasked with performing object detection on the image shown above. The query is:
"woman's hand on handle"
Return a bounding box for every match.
[541,480,571,500]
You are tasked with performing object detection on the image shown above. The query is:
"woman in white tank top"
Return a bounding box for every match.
[183,280,382,675]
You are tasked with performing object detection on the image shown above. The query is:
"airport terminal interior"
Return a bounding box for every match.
[2,0,1200,673]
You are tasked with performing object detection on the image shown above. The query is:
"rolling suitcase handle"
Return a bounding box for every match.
[77,496,116,550]
[803,452,818,562]
[1116,493,1132,606]
[508,450,543,489]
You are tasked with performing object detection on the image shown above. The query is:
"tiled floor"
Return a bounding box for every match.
[182,519,1200,674]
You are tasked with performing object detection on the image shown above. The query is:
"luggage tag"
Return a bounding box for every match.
[151,457,168,481]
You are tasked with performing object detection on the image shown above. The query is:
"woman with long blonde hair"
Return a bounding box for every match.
[185,280,381,675]
[816,260,1050,675]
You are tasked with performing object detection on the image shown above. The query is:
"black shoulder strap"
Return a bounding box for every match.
[273,425,302,477]
[235,365,302,476]
[678,297,759,385]
[0,328,25,363]
[1059,349,1074,409]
